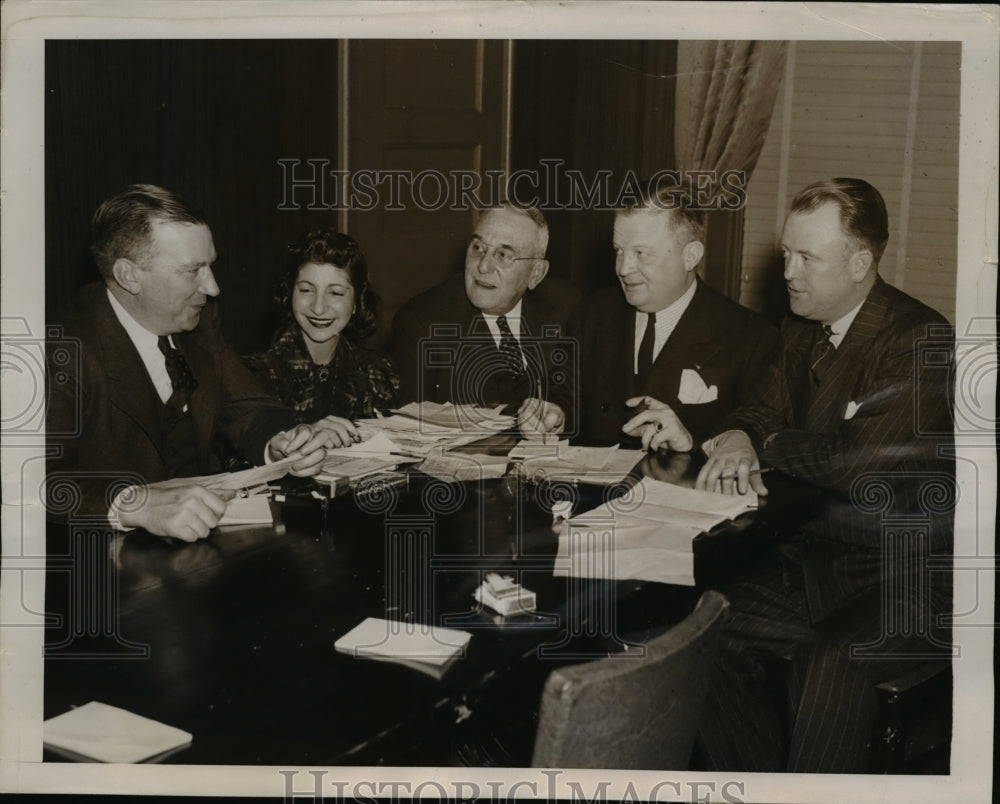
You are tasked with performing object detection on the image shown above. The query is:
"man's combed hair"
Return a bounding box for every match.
[91,184,207,279]
[489,202,550,258]
[790,177,890,264]
[277,227,378,342]
[619,177,706,245]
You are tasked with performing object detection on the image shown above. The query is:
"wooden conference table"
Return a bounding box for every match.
[43,447,819,767]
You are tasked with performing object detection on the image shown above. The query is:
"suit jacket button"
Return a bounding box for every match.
[601,402,609,412]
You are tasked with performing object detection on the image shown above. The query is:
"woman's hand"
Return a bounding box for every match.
[313,415,361,449]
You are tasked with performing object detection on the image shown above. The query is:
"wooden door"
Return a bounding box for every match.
[347,40,509,345]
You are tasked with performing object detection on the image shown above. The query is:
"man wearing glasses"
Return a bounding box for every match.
[389,204,579,410]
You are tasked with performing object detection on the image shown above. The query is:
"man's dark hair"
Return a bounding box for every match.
[789,177,890,264]
[90,184,207,279]
[277,227,378,342]
[618,177,706,245]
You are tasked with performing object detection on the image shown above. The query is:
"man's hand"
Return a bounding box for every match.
[622,396,693,453]
[313,415,361,449]
[517,397,565,437]
[117,484,234,542]
[267,424,328,477]
[696,429,769,496]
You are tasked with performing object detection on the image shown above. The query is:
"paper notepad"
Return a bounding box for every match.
[334,617,472,679]
[43,702,192,763]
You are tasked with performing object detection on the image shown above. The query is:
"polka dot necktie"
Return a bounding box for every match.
[496,315,526,376]
[158,336,198,408]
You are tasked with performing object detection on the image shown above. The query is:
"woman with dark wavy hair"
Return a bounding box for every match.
[244,228,399,447]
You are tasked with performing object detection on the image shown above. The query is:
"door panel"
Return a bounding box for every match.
[348,40,508,345]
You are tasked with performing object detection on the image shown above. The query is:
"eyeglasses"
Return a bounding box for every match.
[467,237,538,270]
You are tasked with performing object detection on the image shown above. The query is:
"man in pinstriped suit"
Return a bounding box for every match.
[694,178,954,772]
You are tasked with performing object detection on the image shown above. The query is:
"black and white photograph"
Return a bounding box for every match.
[0,2,996,802]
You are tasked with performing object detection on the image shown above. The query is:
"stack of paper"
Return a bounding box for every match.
[334,617,472,679]
[417,452,510,483]
[509,439,645,485]
[43,702,192,763]
[355,402,515,458]
[316,430,420,486]
[555,477,758,586]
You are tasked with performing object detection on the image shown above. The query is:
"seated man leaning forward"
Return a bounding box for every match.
[46,184,328,543]
[389,204,580,411]
[520,181,777,450]
[694,178,954,773]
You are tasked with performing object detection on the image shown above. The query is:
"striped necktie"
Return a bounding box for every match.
[809,324,835,385]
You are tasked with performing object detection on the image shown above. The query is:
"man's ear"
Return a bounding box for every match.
[849,249,874,282]
[111,258,143,295]
[682,241,705,272]
[526,258,549,290]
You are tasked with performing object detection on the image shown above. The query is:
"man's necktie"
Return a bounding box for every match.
[158,336,198,408]
[635,312,656,390]
[809,324,835,385]
[496,315,526,376]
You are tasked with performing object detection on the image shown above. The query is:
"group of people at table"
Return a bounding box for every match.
[46,176,954,773]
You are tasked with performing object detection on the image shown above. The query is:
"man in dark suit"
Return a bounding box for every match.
[695,178,954,772]
[389,204,579,411]
[47,185,328,542]
[519,183,777,450]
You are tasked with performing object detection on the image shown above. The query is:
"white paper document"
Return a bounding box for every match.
[148,454,301,494]
[417,452,510,483]
[43,701,192,763]
[393,401,514,430]
[324,430,404,457]
[335,617,472,679]
[556,477,758,586]
[217,494,274,526]
[510,440,644,485]
[355,403,513,458]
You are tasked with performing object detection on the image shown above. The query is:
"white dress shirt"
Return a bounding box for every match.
[826,300,865,349]
[481,299,525,345]
[633,279,698,373]
[106,288,174,403]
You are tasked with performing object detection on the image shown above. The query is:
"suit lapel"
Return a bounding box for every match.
[93,289,166,461]
[178,331,216,467]
[605,292,640,397]
[803,278,892,431]
[643,280,722,398]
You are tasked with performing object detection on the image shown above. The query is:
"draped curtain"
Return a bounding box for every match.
[673,41,787,299]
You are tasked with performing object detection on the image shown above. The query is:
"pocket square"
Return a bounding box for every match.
[844,400,861,420]
[678,368,718,405]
